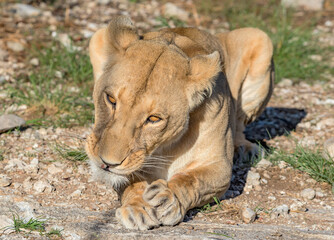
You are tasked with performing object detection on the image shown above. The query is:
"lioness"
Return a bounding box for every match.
[86,16,274,230]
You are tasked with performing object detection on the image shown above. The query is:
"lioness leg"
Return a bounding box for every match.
[117,164,231,228]
[216,28,274,154]
[144,164,231,226]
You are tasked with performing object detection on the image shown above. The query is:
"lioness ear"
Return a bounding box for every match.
[187,51,221,110]
[89,16,139,80]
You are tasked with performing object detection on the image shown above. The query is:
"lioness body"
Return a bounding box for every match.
[86,16,274,230]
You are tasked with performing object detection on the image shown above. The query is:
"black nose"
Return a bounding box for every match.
[99,156,122,168]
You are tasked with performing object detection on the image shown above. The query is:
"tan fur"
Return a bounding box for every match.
[86,16,274,230]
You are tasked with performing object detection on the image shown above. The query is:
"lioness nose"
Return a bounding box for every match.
[99,156,124,168]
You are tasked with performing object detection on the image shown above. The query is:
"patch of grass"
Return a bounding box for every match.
[54,142,88,162]
[195,0,334,83]
[8,40,94,128]
[199,196,224,213]
[268,145,334,192]
[0,149,4,161]
[205,231,234,239]
[46,228,63,238]
[12,214,46,233]
[1,214,63,239]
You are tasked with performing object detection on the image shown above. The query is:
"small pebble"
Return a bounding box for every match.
[301,188,316,200]
[278,161,288,169]
[268,196,276,201]
[30,58,39,66]
[256,158,272,169]
[0,174,12,187]
[240,207,256,224]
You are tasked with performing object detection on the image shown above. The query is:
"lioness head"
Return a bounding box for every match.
[86,16,221,188]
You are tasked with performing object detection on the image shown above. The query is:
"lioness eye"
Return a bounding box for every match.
[106,94,116,106]
[147,115,161,123]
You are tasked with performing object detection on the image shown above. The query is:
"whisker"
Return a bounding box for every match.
[141,165,166,170]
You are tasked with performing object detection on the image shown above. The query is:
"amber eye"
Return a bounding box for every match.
[106,94,116,106]
[147,115,161,123]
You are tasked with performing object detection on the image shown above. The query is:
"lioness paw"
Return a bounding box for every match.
[143,179,183,226]
[116,203,160,230]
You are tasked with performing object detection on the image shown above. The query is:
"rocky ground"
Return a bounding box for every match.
[0,0,334,239]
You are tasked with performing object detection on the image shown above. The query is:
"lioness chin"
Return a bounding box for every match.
[86,16,274,230]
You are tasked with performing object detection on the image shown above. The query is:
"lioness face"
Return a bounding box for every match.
[87,41,190,178]
[86,19,221,187]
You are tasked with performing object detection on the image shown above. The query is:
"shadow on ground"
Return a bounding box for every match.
[224,107,307,200]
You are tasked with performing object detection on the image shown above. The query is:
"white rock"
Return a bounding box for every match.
[281,0,324,11]
[0,174,12,187]
[324,137,334,160]
[0,114,26,133]
[97,0,112,4]
[48,164,62,175]
[33,180,52,193]
[273,204,289,213]
[278,161,288,169]
[308,54,322,61]
[57,33,72,48]
[12,3,41,17]
[325,20,333,27]
[81,29,94,38]
[4,158,27,171]
[6,41,24,52]
[56,34,82,52]
[277,78,293,87]
[0,215,14,233]
[268,196,276,201]
[290,201,307,212]
[301,188,316,200]
[70,189,82,197]
[26,158,39,174]
[323,99,334,105]
[30,58,39,66]
[256,159,273,169]
[261,178,268,184]
[246,171,261,186]
[162,3,190,21]
[240,207,256,223]
[23,177,33,192]
[55,71,63,78]
[316,191,325,198]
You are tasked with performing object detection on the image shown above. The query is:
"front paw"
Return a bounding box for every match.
[116,201,160,230]
[143,179,183,226]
